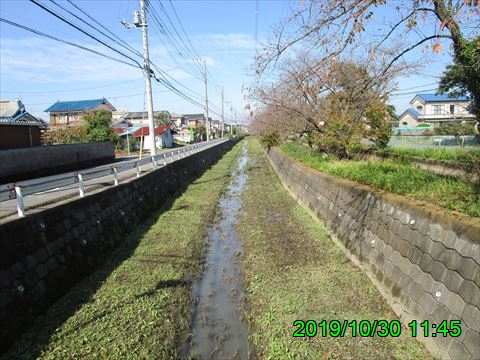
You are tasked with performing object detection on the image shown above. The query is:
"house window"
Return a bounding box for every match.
[59,114,68,124]
[433,105,443,115]
[450,105,455,114]
[416,105,423,112]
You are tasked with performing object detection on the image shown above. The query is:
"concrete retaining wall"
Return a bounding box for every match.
[0,142,115,184]
[267,147,479,360]
[0,140,235,353]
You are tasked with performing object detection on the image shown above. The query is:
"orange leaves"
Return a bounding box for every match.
[433,43,443,53]
[463,0,480,6]
[439,19,448,31]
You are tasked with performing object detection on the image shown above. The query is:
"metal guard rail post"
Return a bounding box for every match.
[1,138,230,217]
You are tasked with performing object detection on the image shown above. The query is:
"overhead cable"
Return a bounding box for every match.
[60,0,143,58]
[29,0,143,69]
[0,17,139,69]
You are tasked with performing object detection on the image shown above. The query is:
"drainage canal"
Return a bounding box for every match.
[188,145,252,359]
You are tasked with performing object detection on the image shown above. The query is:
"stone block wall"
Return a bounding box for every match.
[0,142,115,184]
[267,147,479,360]
[0,140,235,353]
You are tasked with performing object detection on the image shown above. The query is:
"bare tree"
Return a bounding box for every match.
[253,51,400,157]
[256,0,479,78]
[250,1,478,155]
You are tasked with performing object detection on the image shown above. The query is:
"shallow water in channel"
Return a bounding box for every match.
[189,145,252,359]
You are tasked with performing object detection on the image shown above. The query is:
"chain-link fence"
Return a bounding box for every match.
[388,135,479,149]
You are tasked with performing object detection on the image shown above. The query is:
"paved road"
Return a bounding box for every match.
[0,147,186,224]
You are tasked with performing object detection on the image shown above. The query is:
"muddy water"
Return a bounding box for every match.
[189,145,252,359]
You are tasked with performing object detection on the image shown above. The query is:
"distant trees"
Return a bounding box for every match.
[254,58,396,158]
[154,111,171,126]
[42,110,118,145]
[82,110,117,143]
[194,124,206,141]
[439,36,480,121]
[42,126,87,145]
[250,0,479,156]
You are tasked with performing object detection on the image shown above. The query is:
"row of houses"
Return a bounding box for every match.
[0,98,233,150]
[1,93,477,149]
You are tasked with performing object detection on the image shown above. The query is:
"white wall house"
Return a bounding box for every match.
[398,94,475,127]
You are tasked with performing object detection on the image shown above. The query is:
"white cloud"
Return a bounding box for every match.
[193,33,255,54]
[0,31,256,118]
[1,37,142,84]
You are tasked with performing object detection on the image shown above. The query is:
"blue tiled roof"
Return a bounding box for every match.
[415,93,470,102]
[118,126,142,137]
[406,108,420,119]
[398,108,420,121]
[44,98,114,112]
[0,111,46,127]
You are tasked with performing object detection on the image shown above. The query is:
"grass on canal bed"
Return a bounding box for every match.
[238,138,433,359]
[2,141,245,360]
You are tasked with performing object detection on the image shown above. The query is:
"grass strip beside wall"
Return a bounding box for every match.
[2,141,245,360]
[238,138,432,359]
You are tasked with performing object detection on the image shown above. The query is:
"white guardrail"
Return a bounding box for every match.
[0,139,228,218]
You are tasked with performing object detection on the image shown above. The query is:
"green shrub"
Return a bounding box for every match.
[260,131,280,150]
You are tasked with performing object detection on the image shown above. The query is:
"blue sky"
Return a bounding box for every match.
[1,0,291,122]
[0,0,474,123]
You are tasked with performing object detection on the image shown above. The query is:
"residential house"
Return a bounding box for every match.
[170,112,185,128]
[131,125,175,150]
[398,94,475,127]
[45,98,116,126]
[0,100,46,149]
[184,113,207,128]
[174,125,194,143]
[113,110,171,129]
[211,119,220,131]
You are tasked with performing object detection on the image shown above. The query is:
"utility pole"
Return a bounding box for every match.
[140,0,156,155]
[234,109,237,135]
[204,60,210,142]
[230,105,233,135]
[121,1,156,156]
[221,86,224,138]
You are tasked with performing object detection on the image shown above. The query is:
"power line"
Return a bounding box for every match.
[143,1,229,115]
[62,0,143,58]
[168,0,201,61]
[0,17,139,69]
[391,88,438,96]
[147,2,203,79]
[5,1,227,118]
[392,82,438,92]
[29,0,143,69]
[2,79,143,94]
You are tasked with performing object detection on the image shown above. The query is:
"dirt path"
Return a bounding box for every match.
[237,138,433,359]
